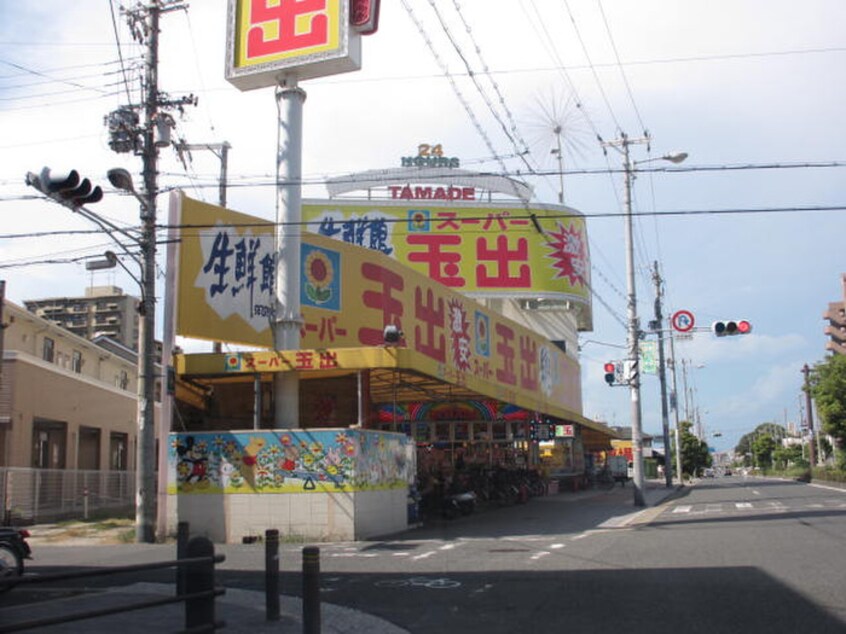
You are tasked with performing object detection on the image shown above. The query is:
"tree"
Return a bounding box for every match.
[810,354,846,467]
[735,423,788,464]
[752,434,777,469]
[678,420,711,477]
[772,444,806,470]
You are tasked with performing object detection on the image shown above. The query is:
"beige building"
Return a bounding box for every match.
[823,273,846,356]
[0,299,158,471]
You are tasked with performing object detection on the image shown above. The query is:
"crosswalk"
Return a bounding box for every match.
[668,498,846,516]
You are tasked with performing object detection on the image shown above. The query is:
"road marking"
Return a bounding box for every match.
[530,551,551,560]
[550,543,565,549]
[412,551,437,560]
[705,504,722,513]
[736,502,753,509]
[752,489,761,495]
[673,505,692,514]
[807,503,824,508]
[439,543,457,550]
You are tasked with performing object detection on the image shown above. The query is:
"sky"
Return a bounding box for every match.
[1,1,844,454]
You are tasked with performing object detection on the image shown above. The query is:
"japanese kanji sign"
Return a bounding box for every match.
[225,0,362,90]
[301,200,592,308]
[172,194,584,416]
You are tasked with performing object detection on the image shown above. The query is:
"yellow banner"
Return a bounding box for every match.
[175,195,584,417]
[302,199,591,305]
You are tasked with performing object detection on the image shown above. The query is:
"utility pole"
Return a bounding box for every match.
[667,335,684,483]
[106,0,192,543]
[603,133,648,507]
[802,364,817,467]
[652,262,673,488]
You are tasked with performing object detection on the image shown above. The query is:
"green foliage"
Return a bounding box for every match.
[734,423,788,458]
[772,444,807,470]
[752,434,777,468]
[810,355,846,461]
[678,420,711,477]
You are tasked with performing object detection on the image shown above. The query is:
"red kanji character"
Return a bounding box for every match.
[495,323,516,385]
[247,0,329,59]
[414,286,446,362]
[407,234,465,288]
[475,235,531,288]
[295,351,314,369]
[359,262,405,345]
[319,351,338,369]
[519,335,538,391]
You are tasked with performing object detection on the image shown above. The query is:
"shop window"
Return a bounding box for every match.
[42,337,55,363]
[32,420,67,469]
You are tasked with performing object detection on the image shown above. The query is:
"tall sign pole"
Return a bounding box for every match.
[224,0,372,428]
[652,262,673,488]
[273,76,306,427]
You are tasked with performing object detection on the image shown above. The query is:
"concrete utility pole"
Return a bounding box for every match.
[802,364,817,467]
[652,262,674,488]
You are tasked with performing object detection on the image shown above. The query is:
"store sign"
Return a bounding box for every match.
[302,200,591,305]
[555,424,575,438]
[400,144,460,169]
[388,185,476,201]
[225,0,362,90]
[173,194,584,416]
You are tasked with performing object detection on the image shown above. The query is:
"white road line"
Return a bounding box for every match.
[550,543,565,549]
[530,551,551,560]
[673,505,692,514]
[412,551,437,561]
[439,543,457,550]
[752,489,761,495]
[705,504,722,513]
[736,502,753,509]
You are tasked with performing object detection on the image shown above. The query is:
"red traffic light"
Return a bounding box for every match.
[604,362,616,373]
[712,319,752,336]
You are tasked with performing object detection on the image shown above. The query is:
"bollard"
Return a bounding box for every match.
[184,536,215,632]
[265,529,280,621]
[176,521,189,597]
[83,487,89,520]
[302,546,321,634]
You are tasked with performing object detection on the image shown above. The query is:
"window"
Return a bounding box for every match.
[119,370,129,390]
[42,337,55,363]
[72,350,83,373]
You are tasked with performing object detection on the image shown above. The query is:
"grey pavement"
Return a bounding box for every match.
[1,479,682,633]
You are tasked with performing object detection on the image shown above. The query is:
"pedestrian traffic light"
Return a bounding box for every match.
[604,362,616,385]
[712,319,752,336]
[26,167,103,208]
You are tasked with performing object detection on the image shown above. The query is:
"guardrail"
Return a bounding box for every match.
[0,535,225,633]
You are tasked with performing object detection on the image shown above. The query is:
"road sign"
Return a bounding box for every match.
[671,309,695,333]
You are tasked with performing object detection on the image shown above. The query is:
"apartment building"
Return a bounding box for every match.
[24,285,140,352]
[823,273,846,356]
[0,298,158,471]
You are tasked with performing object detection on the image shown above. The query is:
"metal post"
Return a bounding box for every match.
[802,364,817,468]
[302,546,321,634]
[176,520,189,596]
[265,529,280,621]
[273,76,306,428]
[668,334,684,483]
[621,138,646,507]
[652,262,673,488]
[184,536,216,631]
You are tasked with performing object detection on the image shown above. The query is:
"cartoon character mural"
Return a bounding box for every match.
[169,429,410,495]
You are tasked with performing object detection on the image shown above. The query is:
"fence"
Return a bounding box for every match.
[1,467,135,525]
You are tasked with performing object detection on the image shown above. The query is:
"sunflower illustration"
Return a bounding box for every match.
[304,250,334,304]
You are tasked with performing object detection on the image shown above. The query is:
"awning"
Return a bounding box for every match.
[175,346,617,439]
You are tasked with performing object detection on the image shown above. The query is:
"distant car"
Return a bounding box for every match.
[703,468,715,478]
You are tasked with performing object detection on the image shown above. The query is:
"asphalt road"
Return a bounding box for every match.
[5,477,846,633]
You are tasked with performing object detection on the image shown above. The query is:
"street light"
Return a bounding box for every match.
[108,168,158,544]
[602,135,688,506]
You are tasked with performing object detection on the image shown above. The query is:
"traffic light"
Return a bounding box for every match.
[712,319,752,337]
[604,362,616,385]
[26,167,103,208]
